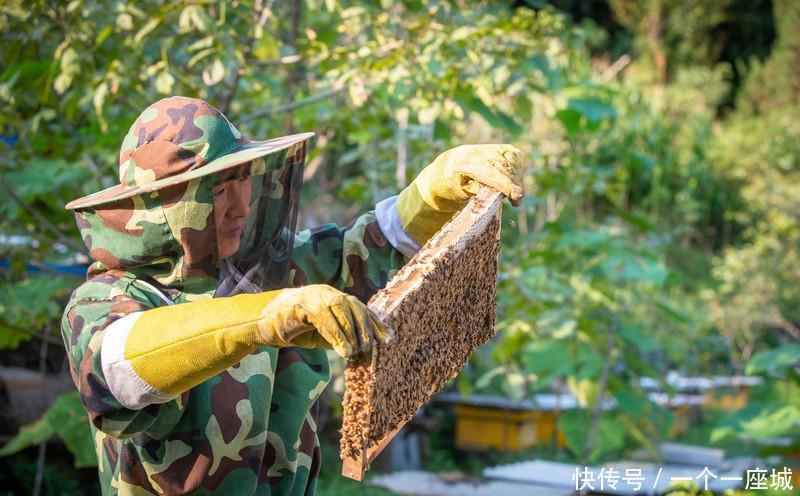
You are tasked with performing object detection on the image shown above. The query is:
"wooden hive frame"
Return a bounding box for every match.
[340,187,504,480]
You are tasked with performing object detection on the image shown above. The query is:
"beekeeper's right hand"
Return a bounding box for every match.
[101,285,389,410]
[257,284,392,358]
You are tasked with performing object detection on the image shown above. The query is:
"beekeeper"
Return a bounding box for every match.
[62,96,523,495]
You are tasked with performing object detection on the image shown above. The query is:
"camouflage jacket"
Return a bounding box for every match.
[61,210,407,495]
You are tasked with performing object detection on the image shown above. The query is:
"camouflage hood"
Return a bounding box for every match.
[69,97,311,296]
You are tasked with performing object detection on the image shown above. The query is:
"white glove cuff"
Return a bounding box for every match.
[375,195,421,258]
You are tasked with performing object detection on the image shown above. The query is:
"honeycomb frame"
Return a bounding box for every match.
[340,188,503,480]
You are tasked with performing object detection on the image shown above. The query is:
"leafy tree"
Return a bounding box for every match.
[737,0,800,115]
[1,0,796,489]
[0,0,592,472]
[609,0,732,85]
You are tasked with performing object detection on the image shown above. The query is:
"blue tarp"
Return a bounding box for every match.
[0,258,87,276]
[0,134,19,146]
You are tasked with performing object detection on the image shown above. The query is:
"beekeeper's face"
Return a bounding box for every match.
[213,163,252,260]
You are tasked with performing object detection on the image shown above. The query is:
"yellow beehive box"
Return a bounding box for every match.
[442,393,580,453]
[703,389,749,411]
[532,410,568,447]
[455,404,538,452]
[648,393,706,437]
[704,376,762,411]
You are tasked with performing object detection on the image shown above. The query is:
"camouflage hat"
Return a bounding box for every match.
[65,96,314,210]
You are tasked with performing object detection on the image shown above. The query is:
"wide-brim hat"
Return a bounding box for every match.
[66,96,314,210]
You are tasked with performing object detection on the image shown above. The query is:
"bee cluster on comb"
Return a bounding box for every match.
[340,188,503,481]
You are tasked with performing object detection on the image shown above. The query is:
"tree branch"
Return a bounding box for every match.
[250,54,303,66]
[302,129,334,182]
[581,319,617,466]
[239,84,348,123]
[280,0,305,132]
[82,153,115,188]
[602,54,632,82]
[395,108,408,189]
[249,38,404,68]
[1,182,88,255]
[774,314,800,342]
[218,0,274,113]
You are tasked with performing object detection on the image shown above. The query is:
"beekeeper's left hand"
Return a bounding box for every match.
[396,144,524,245]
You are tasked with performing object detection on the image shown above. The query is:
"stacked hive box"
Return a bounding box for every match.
[340,188,503,480]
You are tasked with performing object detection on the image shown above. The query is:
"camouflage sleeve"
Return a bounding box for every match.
[60,276,187,439]
[290,211,409,302]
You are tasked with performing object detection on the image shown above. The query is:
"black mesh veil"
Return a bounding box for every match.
[214,141,307,296]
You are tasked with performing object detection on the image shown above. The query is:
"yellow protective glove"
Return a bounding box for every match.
[257,284,392,358]
[101,285,389,410]
[397,144,524,245]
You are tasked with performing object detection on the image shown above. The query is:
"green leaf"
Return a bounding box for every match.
[654,299,690,323]
[567,377,599,406]
[0,276,76,346]
[186,36,214,53]
[521,339,573,378]
[534,310,577,338]
[567,97,617,123]
[515,94,533,123]
[53,47,79,94]
[0,418,56,456]
[501,371,527,400]
[456,371,473,397]
[203,58,225,86]
[47,393,96,468]
[179,5,213,33]
[427,59,442,78]
[475,366,506,390]
[600,254,668,284]
[95,26,113,46]
[619,324,658,352]
[629,153,655,171]
[558,412,626,463]
[556,98,616,135]
[746,344,800,376]
[189,6,213,32]
[611,385,652,417]
[133,17,160,45]
[188,47,217,68]
[5,158,91,199]
[451,26,475,42]
[0,392,95,468]
[556,229,610,249]
[116,12,134,31]
[521,54,552,78]
[555,108,581,135]
[155,71,175,94]
[0,324,33,349]
[713,403,800,442]
[340,6,367,18]
[491,327,530,360]
[433,119,450,140]
[93,82,109,131]
[456,89,523,135]
[475,100,523,135]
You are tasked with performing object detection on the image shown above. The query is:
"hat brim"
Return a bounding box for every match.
[65,132,315,210]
